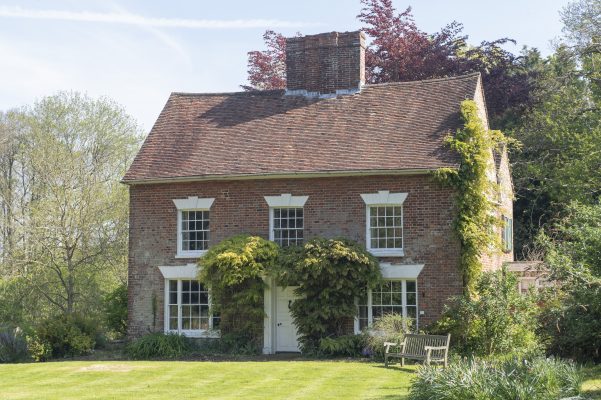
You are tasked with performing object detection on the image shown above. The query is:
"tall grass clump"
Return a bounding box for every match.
[365,314,413,358]
[409,356,582,400]
[0,326,29,363]
[126,332,191,359]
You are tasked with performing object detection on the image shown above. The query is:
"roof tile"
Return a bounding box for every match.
[123,73,480,182]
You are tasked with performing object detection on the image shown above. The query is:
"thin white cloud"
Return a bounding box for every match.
[0,5,318,29]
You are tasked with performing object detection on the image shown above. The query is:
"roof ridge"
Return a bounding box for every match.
[170,89,285,97]
[169,72,480,97]
[364,72,481,88]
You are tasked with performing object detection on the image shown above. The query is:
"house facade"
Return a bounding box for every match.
[123,31,514,354]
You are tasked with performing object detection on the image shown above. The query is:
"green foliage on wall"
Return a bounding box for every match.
[274,238,381,352]
[198,235,279,351]
[433,99,512,295]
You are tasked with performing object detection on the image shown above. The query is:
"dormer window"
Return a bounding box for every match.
[173,196,215,258]
[361,191,408,257]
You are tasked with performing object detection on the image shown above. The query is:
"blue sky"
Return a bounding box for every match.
[0,0,570,130]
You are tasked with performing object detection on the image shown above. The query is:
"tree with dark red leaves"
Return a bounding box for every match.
[242,30,287,91]
[243,0,537,128]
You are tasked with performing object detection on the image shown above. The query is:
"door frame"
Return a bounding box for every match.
[262,278,300,354]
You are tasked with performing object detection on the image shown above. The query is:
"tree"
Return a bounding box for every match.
[0,92,142,323]
[511,0,601,254]
[242,31,288,91]
[243,1,537,128]
[538,202,601,361]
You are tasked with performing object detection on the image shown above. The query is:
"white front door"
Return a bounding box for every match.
[275,286,300,352]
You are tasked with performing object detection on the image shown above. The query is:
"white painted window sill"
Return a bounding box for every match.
[175,251,207,259]
[368,249,405,257]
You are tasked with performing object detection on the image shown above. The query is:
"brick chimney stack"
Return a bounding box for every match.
[285,31,366,97]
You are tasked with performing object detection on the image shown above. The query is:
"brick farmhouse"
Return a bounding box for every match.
[122,31,514,353]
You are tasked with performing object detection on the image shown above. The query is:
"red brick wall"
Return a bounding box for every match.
[127,174,465,337]
[285,31,365,94]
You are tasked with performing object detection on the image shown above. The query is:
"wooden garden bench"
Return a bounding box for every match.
[384,333,450,368]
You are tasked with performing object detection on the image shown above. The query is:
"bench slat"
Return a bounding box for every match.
[384,333,450,368]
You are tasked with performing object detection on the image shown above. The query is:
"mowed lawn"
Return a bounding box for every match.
[1,360,600,399]
[0,360,414,400]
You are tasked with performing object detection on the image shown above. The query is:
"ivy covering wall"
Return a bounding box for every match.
[274,238,381,351]
[197,235,279,350]
[433,99,513,296]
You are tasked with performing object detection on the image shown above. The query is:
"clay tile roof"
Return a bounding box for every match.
[123,73,481,183]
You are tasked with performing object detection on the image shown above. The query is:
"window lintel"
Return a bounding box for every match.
[264,193,308,208]
[361,191,408,206]
[173,196,215,210]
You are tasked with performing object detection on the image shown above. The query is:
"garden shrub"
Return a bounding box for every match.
[408,356,582,400]
[104,282,128,338]
[318,334,367,357]
[364,313,413,358]
[126,332,190,359]
[538,277,601,362]
[217,332,266,355]
[430,268,540,357]
[198,235,279,353]
[275,238,381,352]
[537,202,601,362]
[0,326,29,363]
[28,313,99,360]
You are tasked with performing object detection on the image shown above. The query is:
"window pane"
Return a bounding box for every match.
[368,206,403,249]
[168,280,214,333]
[182,305,191,317]
[180,210,210,251]
[407,293,417,306]
[199,292,208,304]
[406,281,416,292]
[273,207,304,247]
[200,306,209,318]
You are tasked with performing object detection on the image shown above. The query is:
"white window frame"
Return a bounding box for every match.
[354,263,422,333]
[502,215,513,253]
[264,194,308,244]
[361,191,408,257]
[173,196,215,258]
[355,279,419,333]
[159,265,219,338]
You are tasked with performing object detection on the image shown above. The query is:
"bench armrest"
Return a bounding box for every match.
[384,342,397,354]
[424,346,447,351]
[384,339,406,354]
